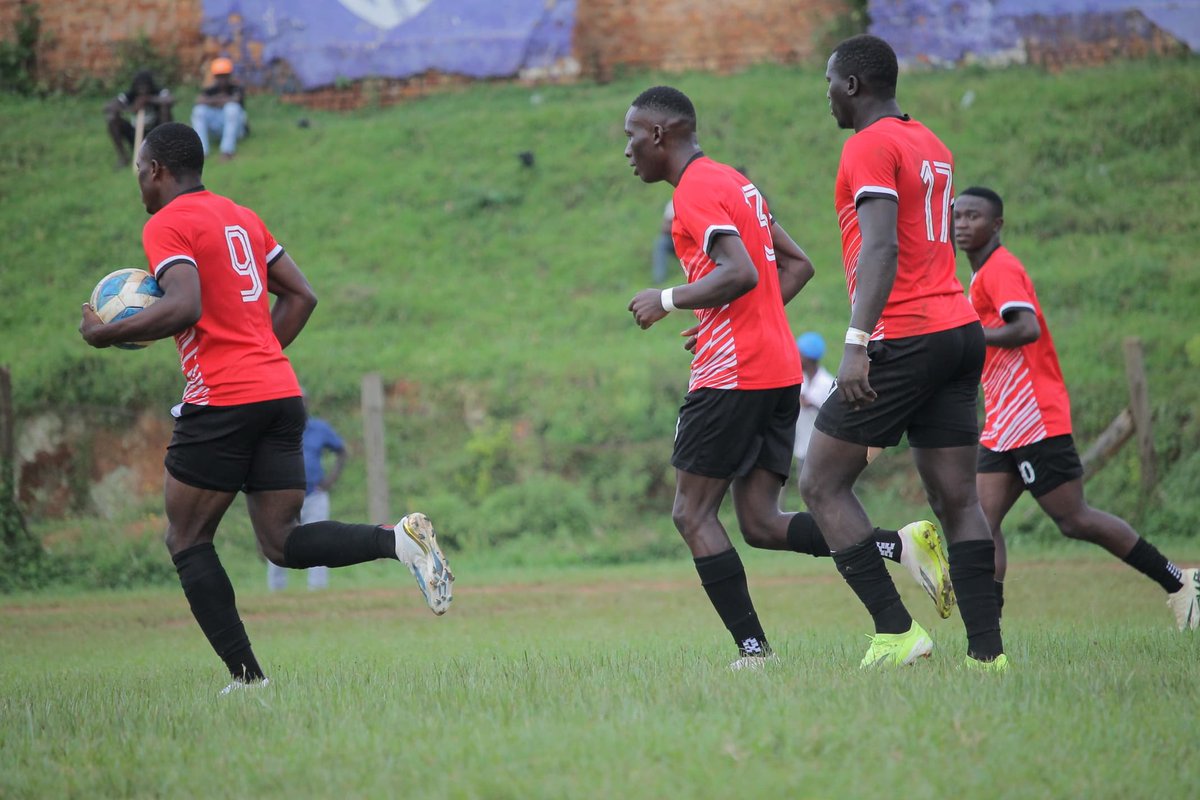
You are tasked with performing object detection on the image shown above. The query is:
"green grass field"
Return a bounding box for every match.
[2,55,1199,798]
[3,542,1199,798]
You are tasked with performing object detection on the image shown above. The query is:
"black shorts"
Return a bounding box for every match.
[977,434,1083,497]
[165,397,306,493]
[815,322,984,449]
[671,385,800,480]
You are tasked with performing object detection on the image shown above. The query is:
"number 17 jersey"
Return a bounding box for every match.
[142,188,301,407]
[835,116,977,340]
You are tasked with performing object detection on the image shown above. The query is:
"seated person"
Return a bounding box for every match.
[190,57,247,160]
[103,70,174,168]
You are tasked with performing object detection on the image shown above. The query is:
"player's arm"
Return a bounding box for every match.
[78,264,202,348]
[984,307,1040,348]
[770,221,814,305]
[837,197,899,407]
[266,252,317,349]
[628,233,757,329]
[320,446,348,491]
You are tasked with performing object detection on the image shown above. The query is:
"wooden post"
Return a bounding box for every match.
[0,365,13,497]
[361,372,390,524]
[1122,337,1157,494]
[1081,408,1134,480]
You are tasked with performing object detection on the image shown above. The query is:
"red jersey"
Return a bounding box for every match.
[142,188,301,406]
[969,246,1072,450]
[835,117,977,340]
[671,157,802,391]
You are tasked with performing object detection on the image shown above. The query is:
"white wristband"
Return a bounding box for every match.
[660,288,677,313]
[845,327,871,347]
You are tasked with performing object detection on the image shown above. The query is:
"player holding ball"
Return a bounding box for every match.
[79,122,454,694]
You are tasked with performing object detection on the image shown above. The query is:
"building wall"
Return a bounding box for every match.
[5,0,847,92]
[573,0,848,80]
[0,0,207,90]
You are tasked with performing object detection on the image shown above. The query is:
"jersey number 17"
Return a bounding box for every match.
[919,159,953,244]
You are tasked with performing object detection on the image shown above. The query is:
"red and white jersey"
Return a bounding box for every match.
[671,156,802,391]
[835,117,978,340]
[142,188,301,406]
[969,246,1072,450]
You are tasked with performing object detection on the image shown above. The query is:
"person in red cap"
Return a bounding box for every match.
[190,57,247,160]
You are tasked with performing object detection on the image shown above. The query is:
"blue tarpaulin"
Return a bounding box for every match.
[202,0,575,89]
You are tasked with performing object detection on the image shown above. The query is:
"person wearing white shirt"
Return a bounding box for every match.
[794,331,835,471]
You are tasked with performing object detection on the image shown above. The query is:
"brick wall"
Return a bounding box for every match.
[4,0,847,95]
[574,0,848,81]
[0,0,206,89]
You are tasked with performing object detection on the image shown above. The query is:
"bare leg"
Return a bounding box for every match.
[732,467,794,550]
[1035,478,1138,558]
[672,469,735,557]
[797,429,873,550]
[976,471,1025,582]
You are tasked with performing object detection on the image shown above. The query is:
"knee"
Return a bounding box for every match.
[262,542,287,566]
[798,472,828,511]
[1054,510,1092,541]
[737,512,773,549]
[670,500,713,538]
[164,524,208,557]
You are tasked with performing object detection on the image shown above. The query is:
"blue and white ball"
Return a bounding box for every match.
[89,268,164,350]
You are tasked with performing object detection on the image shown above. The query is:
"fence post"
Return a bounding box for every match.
[1122,337,1157,494]
[361,372,390,524]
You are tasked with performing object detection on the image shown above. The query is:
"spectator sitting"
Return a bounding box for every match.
[190,57,247,161]
[104,70,174,169]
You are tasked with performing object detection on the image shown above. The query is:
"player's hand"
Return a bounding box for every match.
[79,304,110,348]
[628,288,669,330]
[835,345,875,408]
[680,323,700,353]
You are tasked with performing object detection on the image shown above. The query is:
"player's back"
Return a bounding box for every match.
[836,117,976,340]
[143,190,300,406]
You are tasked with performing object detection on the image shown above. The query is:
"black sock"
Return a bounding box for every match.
[995,581,1005,618]
[786,513,830,557]
[785,515,900,564]
[949,540,1004,660]
[873,528,902,563]
[694,548,770,655]
[172,543,264,681]
[831,539,911,634]
[283,521,396,568]
[1122,538,1185,593]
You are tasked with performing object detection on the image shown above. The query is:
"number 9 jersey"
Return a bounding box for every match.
[834,116,978,341]
[142,188,302,407]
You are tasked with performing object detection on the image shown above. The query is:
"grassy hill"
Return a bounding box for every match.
[1,57,1197,570]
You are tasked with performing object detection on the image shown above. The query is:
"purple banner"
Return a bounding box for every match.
[870,0,1199,64]
[202,0,576,90]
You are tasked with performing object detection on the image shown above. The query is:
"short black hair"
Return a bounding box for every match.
[143,122,204,178]
[958,186,1004,218]
[631,86,697,126]
[128,70,159,97]
[832,35,899,98]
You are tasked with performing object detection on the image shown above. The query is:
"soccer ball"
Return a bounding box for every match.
[89,267,164,350]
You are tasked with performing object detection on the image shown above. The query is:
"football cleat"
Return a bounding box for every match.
[219,676,270,696]
[859,623,934,668]
[1166,567,1200,631]
[963,653,1010,673]
[729,653,778,672]
[395,512,454,615]
[898,520,955,619]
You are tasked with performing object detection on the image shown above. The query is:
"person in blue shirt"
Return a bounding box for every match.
[268,390,347,591]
